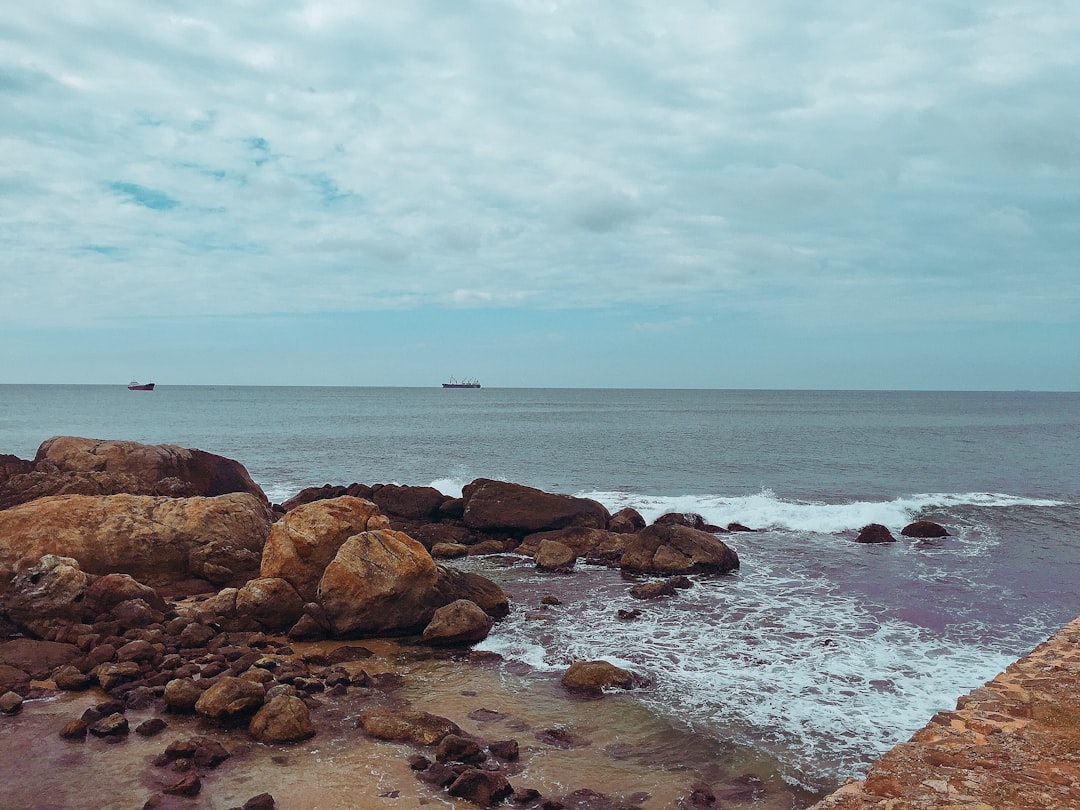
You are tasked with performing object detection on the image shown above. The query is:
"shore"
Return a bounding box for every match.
[809,615,1080,810]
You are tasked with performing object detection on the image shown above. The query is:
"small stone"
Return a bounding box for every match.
[162,773,201,796]
[89,712,129,737]
[0,691,24,714]
[59,718,88,739]
[135,718,168,737]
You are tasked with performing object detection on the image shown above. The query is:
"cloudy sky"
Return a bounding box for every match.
[1,1,1077,389]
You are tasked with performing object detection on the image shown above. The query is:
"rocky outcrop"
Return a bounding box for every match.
[461,479,610,535]
[278,482,372,512]
[620,524,739,576]
[518,527,627,563]
[370,484,448,522]
[0,493,272,587]
[0,437,267,511]
[608,507,646,534]
[260,496,390,601]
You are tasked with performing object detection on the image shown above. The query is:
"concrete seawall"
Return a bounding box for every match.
[809,616,1080,810]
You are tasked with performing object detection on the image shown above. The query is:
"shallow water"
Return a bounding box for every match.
[0,638,818,810]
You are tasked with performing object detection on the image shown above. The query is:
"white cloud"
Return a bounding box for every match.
[0,0,1076,335]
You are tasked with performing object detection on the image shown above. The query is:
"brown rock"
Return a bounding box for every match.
[88,712,129,737]
[84,573,167,616]
[0,493,272,588]
[0,690,23,714]
[431,543,469,559]
[235,578,305,631]
[260,496,390,601]
[0,638,80,679]
[534,540,577,572]
[629,579,677,600]
[248,694,315,743]
[609,507,646,534]
[162,773,201,797]
[488,739,519,761]
[194,676,265,721]
[371,484,447,521]
[855,523,896,543]
[358,707,462,746]
[561,660,634,694]
[655,512,723,532]
[431,566,510,620]
[422,599,494,646]
[620,524,739,575]
[1,554,93,638]
[0,436,266,509]
[901,520,949,538]
[59,717,88,739]
[316,529,439,636]
[461,479,610,534]
[447,768,513,807]
[436,733,486,764]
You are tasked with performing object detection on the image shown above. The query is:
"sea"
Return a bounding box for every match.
[2,385,1079,797]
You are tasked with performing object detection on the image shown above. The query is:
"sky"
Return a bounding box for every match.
[1,1,1078,389]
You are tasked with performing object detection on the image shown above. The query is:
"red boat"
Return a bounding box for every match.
[127,381,155,391]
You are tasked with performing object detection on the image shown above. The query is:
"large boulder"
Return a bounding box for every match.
[0,493,272,587]
[1,555,93,638]
[316,529,441,636]
[260,497,390,601]
[0,437,266,511]
[234,578,305,632]
[855,523,896,544]
[620,524,739,576]
[0,639,80,680]
[195,676,266,722]
[461,479,610,535]
[431,566,510,619]
[358,707,462,746]
[534,540,577,573]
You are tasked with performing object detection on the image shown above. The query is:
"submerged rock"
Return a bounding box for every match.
[855,523,896,543]
[901,520,949,538]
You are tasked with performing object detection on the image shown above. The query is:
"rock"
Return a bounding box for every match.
[654,512,723,532]
[855,523,896,543]
[189,540,263,587]
[0,436,266,512]
[248,695,316,743]
[488,739,519,761]
[93,661,141,691]
[195,676,265,721]
[609,507,646,534]
[533,726,592,749]
[59,717,88,739]
[422,599,494,646]
[620,524,739,575]
[617,608,642,621]
[534,540,577,573]
[447,768,513,807]
[431,566,510,619]
[561,661,634,694]
[0,493,272,588]
[431,543,469,559]
[235,578,305,631]
[629,579,677,600]
[316,529,440,636]
[110,598,163,628]
[162,773,201,797]
[53,664,93,691]
[164,678,203,712]
[84,573,167,617]
[136,718,169,737]
[1,554,93,638]
[240,794,276,810]
[371,484,447,521]
[461,479,610,535]
[726,522,755,533]
[436,733,486,764]
[88,712,129,737]
[0,638,80,679]
[0,690,24,714]
[466,540,506,555]
[358,707,462,746]
[280,483,371,512]
[901,520,949,538]
[178,622,216,649]
[260,496,390,602]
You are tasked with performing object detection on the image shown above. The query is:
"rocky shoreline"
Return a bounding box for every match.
[1,435,1037,809]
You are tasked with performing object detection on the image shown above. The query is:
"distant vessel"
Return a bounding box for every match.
[442,377,480,389]
[127,381,155,391]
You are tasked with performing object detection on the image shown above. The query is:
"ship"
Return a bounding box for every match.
[442,377,481,389]
[127,381,155,391]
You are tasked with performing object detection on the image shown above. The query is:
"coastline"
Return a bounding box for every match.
[809,615,1080,810]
